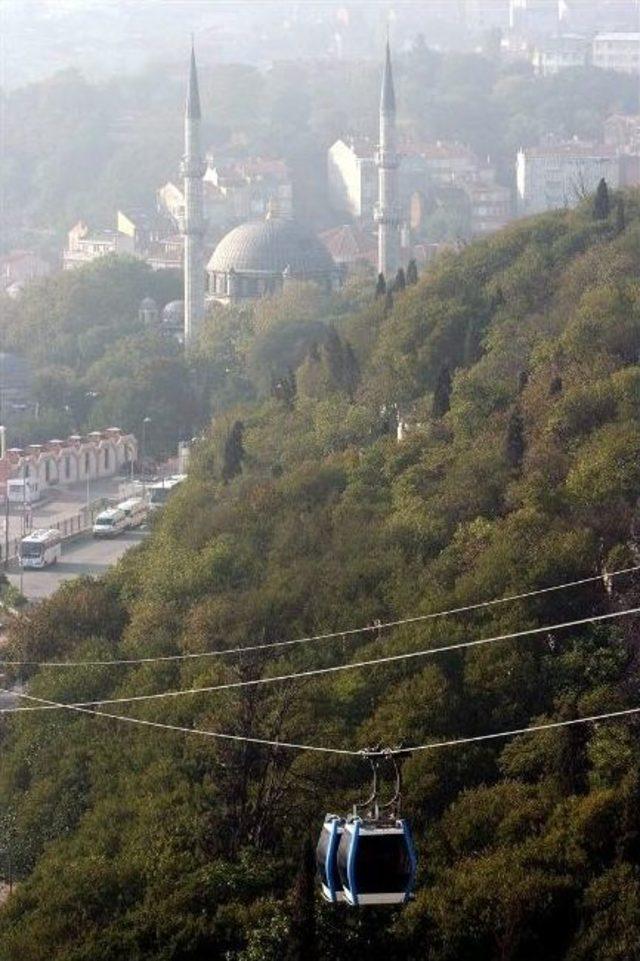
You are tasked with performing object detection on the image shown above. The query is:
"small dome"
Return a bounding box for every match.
[162,300,184,324]
[207,218,334,277]
[140,296,158,309]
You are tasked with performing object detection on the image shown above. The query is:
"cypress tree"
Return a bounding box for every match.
[505,408,525,469]
[384,289,394,314]
[285,837,317,961]
[549,374,563,396]
[593,178,610,220]
[406,259,419,285]
[517,370,529,394]
[463,322,480,366]
[323,327,345,388]
[343,341,360,400]
[616,195,626,234]
[282,367,297,410]
[394,267,406,291]
[375,273,386,297]
[432,366,452,418]
[222,420,245,483]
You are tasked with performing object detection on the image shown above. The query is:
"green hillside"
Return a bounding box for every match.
[1,190,640,960]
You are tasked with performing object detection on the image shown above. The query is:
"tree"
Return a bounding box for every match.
[285,838,317,961]
[384,289,394,314]
[616,195,626,234]
[432,365,452,418]
[505,408,525,468]
[343,342,360,400]
[222,419,245,483]
[594,178,610,220]
[549,375,563,396]
[375,273,386,297]
[394,267,406,292]
[406,259,419,285]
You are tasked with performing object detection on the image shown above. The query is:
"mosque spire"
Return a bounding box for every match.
[180,40,206,346]
[186,40,201,120]
[375,38,401,279]
[380,39,396,114]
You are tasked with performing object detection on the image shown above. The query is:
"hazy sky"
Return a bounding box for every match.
[0,1,475,90]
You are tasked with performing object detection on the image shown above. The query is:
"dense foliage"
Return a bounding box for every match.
[1,192,640,960]
[0,256,200,456]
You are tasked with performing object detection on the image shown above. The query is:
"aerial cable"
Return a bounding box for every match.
[1,564,638,669]
[2,605,639,715]
[2,686,639,758]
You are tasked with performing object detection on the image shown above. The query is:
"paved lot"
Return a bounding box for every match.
[2,475,141,544]
[7,529,147,601]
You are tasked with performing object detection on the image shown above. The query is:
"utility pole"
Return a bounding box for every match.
[19,464,26,596]
[4,492,9,571]
[142,417,151,499]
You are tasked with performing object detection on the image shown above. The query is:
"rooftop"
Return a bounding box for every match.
[208,217,334,276]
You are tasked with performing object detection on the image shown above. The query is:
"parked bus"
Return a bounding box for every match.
[147,474,187,510]
[19,528,62,568]
[116,497,148,529]
[7,478,41,504]
[92,507,128,538]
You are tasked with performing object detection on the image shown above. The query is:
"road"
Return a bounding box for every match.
[7,530,147,601]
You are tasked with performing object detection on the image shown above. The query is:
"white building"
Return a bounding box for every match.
[509,0,560,37]
[0,428,137,495]
[604,113,640,153]
[516,142,620,214]
[464,172,513,235]
[327,138,377,220]
[531,34,589,74]
[0,250,51,291]
[63,221,135,270]
[592,33,640,74]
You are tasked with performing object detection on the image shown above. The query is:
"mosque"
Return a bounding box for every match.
[172,41,400,345]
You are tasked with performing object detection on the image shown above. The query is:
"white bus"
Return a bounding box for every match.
[147,474,186,510]
[19,528,62,568]
[8,478,41,504]
[92,507,128,538]
[116,497,147,529]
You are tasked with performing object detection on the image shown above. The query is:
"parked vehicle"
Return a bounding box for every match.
[92,508,127,538]
[116,497,148,529]
[7,478,41,504]
[146,474,187,510]
[19,529,62,568]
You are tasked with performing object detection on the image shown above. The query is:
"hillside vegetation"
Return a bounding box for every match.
[1,191,640,960]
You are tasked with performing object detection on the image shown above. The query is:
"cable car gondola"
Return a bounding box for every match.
[316,749,417,907]
[316,815,345,902]
[337,815,416,906]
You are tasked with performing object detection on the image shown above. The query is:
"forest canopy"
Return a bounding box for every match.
[1,191,640,960]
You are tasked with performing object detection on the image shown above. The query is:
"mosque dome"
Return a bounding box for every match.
[162,300,184,325]
[208,218,334,278]
[140,296,158,310]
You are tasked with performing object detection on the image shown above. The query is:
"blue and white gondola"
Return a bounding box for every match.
[316,815,346,902]
[336,816,417,906]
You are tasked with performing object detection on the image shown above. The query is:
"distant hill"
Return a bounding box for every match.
[1,190,640,960]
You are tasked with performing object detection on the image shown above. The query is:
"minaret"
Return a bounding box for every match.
[180,43,206,346]
[375,40,401,280]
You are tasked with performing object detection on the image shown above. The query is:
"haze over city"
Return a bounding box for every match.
[1,2,640,959]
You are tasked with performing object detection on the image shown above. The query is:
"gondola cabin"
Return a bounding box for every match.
[336,817,417,906]
[316,816,345,902]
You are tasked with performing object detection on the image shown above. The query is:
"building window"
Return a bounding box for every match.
[85,452,90,474]
[24,463,30,478]
[64,455,71,479]
[45,460,51,483]
[104,448,110,469]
